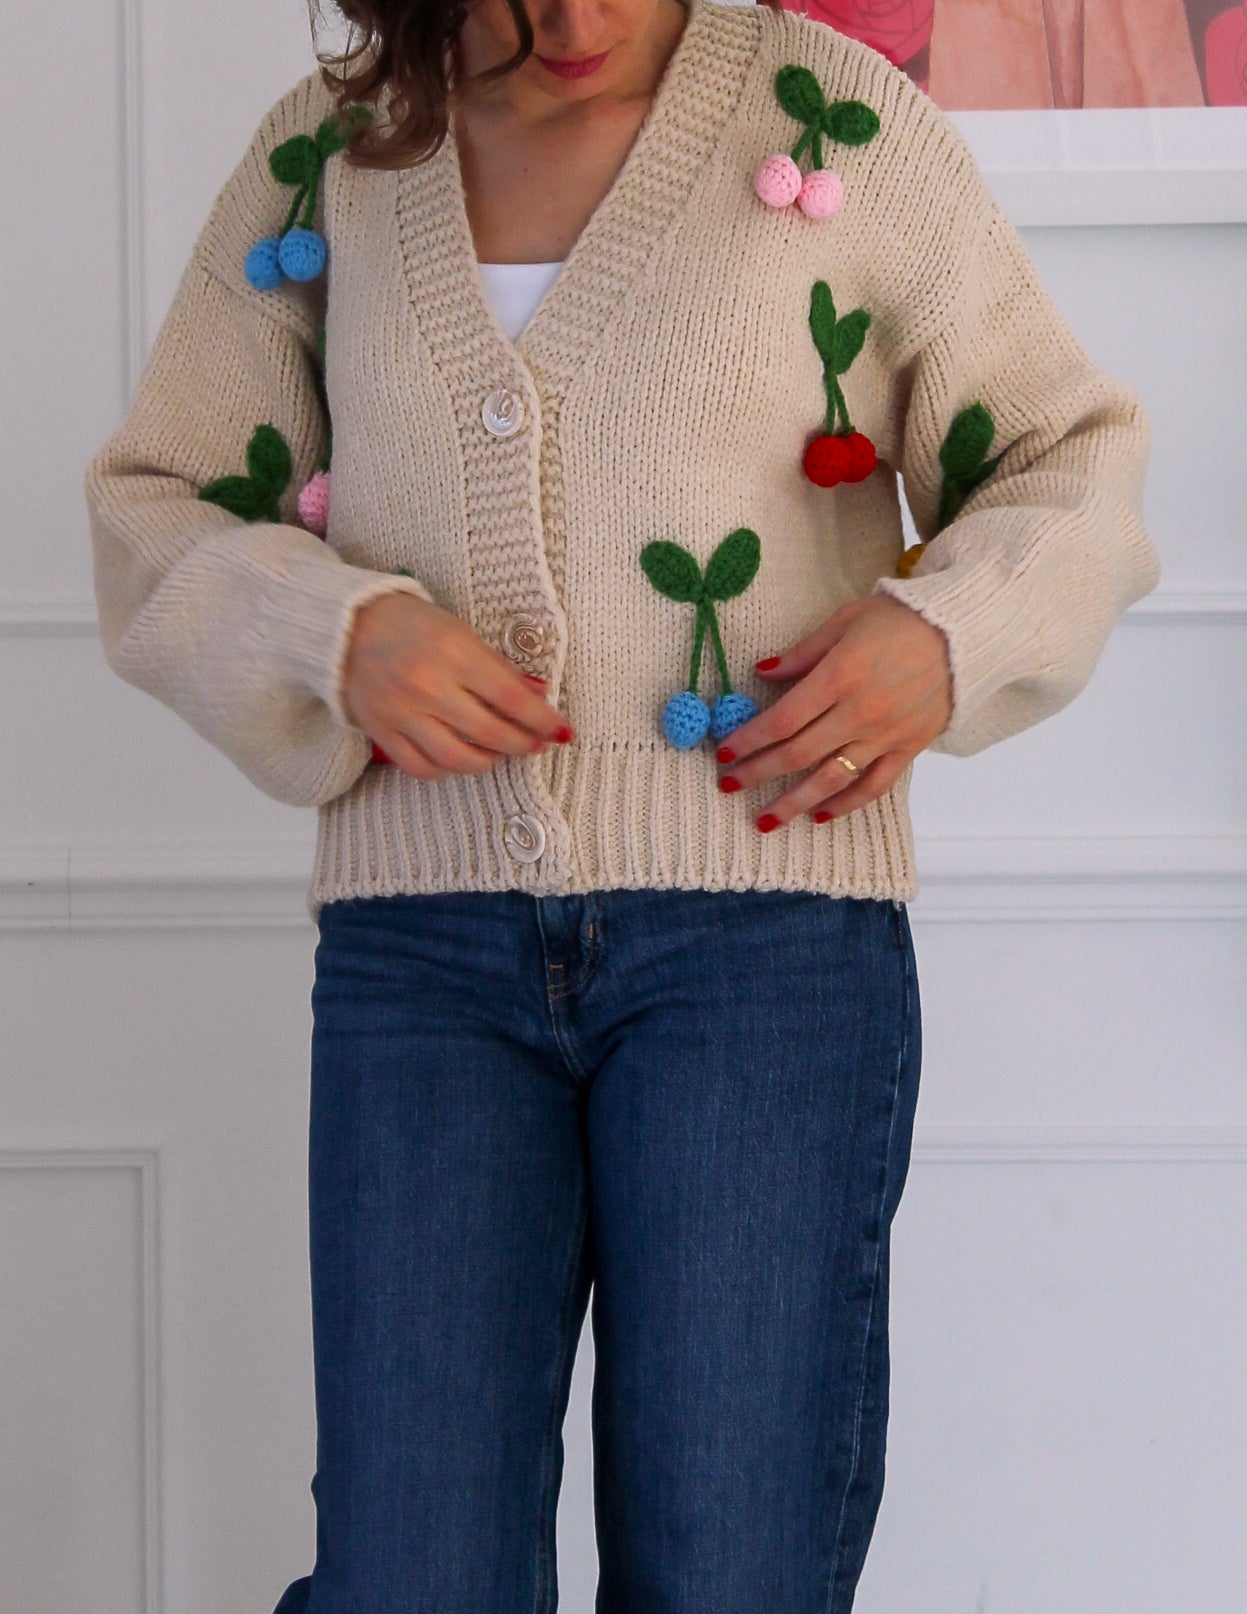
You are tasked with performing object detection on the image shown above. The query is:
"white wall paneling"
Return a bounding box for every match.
[0,1149,161,1614]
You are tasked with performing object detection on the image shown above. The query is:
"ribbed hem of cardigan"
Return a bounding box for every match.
[304,741,919,924]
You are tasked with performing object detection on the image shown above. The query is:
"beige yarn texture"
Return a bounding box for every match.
[84,0,1161,924]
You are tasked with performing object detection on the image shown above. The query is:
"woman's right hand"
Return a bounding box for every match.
[341,591,574,780]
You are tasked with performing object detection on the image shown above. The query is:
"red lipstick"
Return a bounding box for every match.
[534,49,611,79]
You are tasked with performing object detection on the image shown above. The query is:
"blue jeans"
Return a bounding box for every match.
[274,886,922,1614]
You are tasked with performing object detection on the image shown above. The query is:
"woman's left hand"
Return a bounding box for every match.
[714,594,954,827]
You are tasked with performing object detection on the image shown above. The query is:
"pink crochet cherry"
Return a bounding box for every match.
[297,469,331,536]
[754,66,880,222]
[754,152,803,209]
[797,169,844,220]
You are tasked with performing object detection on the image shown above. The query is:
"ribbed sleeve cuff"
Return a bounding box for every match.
[870,550,1032,756]
[258,557,438,732]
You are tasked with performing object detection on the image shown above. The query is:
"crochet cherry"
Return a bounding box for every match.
[709,692,759,740]
[278,226,328,283]
[803,430,876,488]
[297,469,331,536]
[796,169,844,220]
[641,528,762,753]
[754,66,879,218]
[663,690,712,749]
[245,109,374,294]
[803,280,876,488]
[245,236,286,291]
[755,153,803,209]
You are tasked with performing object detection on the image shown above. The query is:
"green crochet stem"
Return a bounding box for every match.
[791,128,827,170]
[685,598,734,695]
[823,371,849,435]
[273,157,323,237]
[280,185,306,239]
[688,597,707,692]
[808,281,869,436]
[271,108,375,239]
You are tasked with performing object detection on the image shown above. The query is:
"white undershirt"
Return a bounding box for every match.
[478,261,565,341]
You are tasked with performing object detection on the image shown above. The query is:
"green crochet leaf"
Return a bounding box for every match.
[830,309,870,374]
[703,528,760,601]
[809,281,837,364]
[640,541,703,603]
[314,104,374,160]
[820,99,880,145]
[775,65,825,125]
[245,424,293,494]
[198,475,275,523]
[935,407,1008,531]
[940,403,996,482]
[269,134,319,187]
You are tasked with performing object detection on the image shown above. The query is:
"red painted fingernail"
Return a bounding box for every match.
[553,725,574,743]
[757,813,781,832]
[523,673,547,685]
[370,741,392,765]
[756,656,781,671]
[719,775,742,793]
[716,746,736,764]
[812,810,833,823]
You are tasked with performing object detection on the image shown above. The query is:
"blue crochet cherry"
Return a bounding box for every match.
[663,691,712,749]
[640,528,762,753]
[278,226,327,282]
[709,692,760,740]
[245,108,373,294]
[245,236,286,291]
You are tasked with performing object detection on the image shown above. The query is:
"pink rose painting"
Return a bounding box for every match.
[789,0,1247,107]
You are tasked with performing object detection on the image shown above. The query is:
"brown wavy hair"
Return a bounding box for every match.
[310,0,781,170]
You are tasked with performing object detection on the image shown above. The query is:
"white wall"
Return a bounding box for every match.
[1,2,1244,1611]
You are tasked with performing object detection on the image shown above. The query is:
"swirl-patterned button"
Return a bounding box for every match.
[499,610,549,665]
[502,812,546,862]
[482,388,525,438]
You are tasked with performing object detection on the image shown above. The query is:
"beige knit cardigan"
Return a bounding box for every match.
[84,0,1162,925]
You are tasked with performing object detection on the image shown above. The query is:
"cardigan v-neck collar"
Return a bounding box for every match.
[393,0,763,401]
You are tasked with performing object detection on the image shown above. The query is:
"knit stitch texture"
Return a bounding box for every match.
[83,0,1161,923]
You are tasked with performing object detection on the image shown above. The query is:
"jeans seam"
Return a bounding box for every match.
[823,929,912,1611]
[534,1190,590,1614]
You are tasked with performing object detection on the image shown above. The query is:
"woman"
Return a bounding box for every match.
[83,0,1161,1607]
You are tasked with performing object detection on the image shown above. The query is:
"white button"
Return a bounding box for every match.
[482,387,525,438]
[502,812,546,862]
[499,610,549,665]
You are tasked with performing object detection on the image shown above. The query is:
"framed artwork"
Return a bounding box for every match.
[780,0,1247,223]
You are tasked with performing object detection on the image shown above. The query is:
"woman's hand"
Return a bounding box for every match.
[713,594,953,827]
[342,592,575,780]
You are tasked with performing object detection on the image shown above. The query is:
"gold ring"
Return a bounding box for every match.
[832,753,859,776]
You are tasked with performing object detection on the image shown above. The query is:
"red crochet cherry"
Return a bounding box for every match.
[803,430,876,487]
[843,430,877,481]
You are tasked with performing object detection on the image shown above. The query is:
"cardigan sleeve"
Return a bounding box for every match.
[872,190,1162,759]
[84,241,439,809]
